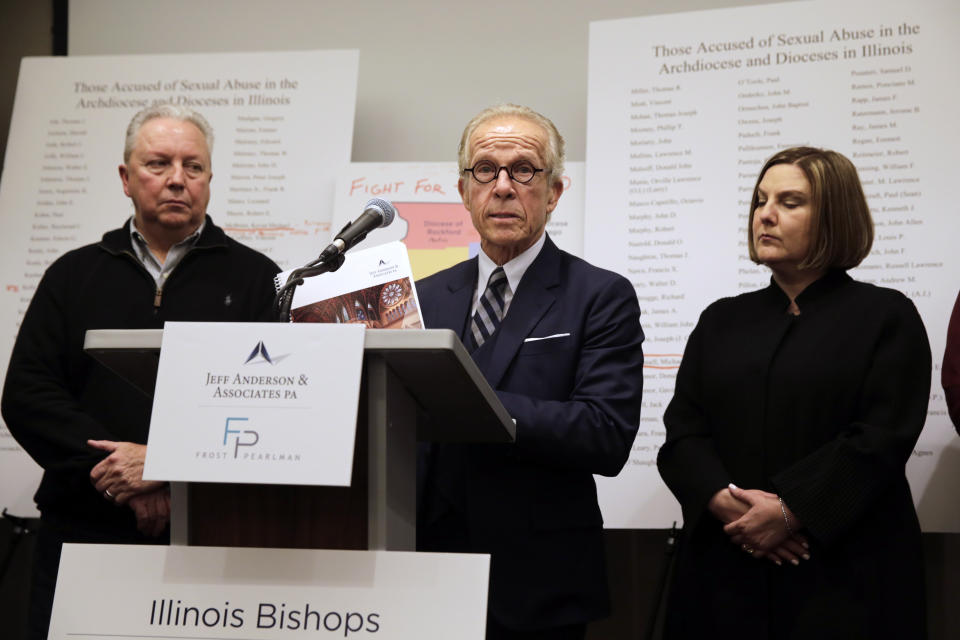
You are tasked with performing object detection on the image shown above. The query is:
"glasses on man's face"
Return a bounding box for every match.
[464,160,545,184]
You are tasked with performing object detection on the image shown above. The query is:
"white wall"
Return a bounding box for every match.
[68,0,792,163]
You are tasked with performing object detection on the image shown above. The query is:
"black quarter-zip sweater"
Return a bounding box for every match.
[2,216,279,538]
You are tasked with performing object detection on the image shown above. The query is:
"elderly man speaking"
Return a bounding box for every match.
[417,104,644,639]
[2,104,279,640]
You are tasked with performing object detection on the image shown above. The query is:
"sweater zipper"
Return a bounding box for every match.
[149,246,211,312]
[118,249,166,314]
[117,242,214,313]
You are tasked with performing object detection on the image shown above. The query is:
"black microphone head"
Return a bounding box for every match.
[364,198,397,228]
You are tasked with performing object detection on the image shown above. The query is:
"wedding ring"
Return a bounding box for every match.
[104,489,114,499]
[742,544,754,554]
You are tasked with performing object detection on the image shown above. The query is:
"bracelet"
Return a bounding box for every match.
[778,496,795,536]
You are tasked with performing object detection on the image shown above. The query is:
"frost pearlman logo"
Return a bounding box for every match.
[223,416,258,458]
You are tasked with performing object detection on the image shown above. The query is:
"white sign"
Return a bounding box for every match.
[49,543,489,640]
[145,322,365,486]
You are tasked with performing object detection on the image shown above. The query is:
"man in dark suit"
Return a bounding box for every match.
[416,104,644,639]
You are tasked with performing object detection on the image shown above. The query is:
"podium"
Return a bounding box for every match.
[84,328,514,552]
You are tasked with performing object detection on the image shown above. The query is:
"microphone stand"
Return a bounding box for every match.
[643,522,679,640]
[274,252,347,322]
[274,219,373,322]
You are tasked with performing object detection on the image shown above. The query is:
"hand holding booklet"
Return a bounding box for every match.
[274,241,424,329]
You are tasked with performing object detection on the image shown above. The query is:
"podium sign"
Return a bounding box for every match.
[144,322,365,486]
[49,544,489,639]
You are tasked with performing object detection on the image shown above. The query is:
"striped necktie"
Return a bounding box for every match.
[467,267,509,351]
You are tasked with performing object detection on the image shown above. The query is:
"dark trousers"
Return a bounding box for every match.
[486,616,586,640]
[420,488,591,640]
[27,523,60,640]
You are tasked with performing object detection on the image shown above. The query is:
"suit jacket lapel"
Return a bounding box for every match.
[482,236,561,389]
[427,257,477,339]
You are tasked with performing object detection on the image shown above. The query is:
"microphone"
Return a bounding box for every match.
[318,198,397,262]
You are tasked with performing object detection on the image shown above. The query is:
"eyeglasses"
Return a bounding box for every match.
[463,160,545,184]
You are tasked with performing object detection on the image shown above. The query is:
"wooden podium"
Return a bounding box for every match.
[84,328,514,552]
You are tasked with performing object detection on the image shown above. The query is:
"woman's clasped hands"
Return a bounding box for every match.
[710,483,811,567]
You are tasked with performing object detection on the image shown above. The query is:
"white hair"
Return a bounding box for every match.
[123,104,214,163]
[458,104,565,184]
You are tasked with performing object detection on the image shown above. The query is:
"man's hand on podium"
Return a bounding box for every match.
[87,440,165,505]
[128,486,171,537]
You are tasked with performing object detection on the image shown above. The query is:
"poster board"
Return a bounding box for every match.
[0,50,358,514]
[586,0,959,530]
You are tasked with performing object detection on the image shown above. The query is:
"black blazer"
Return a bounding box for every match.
[658,271,930,639]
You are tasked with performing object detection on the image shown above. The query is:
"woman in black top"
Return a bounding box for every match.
[658,147,930,639]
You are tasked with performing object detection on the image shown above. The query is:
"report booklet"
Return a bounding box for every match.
[275,240,423,329]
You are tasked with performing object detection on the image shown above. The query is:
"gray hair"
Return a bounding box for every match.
[458,104,565,185]
[123,104,214,163]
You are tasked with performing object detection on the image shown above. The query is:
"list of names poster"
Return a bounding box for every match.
[586,0,958,530]
[0,50,358,513]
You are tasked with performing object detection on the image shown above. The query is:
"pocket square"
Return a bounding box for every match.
[524,333,571,343]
